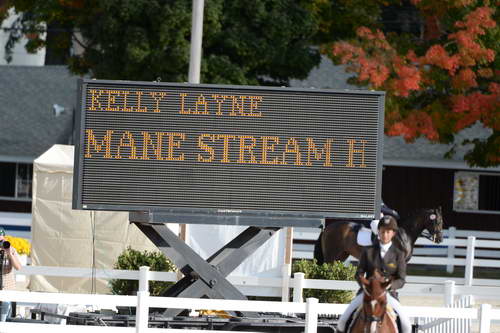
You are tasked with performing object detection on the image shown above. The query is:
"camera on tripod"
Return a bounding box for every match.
[0,240,10,250]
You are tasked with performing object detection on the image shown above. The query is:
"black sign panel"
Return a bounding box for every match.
[73,79,384,221]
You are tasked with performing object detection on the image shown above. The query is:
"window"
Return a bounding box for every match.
[0,162,32,200]
[453,171,500,214]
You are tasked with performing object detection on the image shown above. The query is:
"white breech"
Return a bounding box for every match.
[337,293,363,331]
[370,219,379,235]
[387,294,411,333]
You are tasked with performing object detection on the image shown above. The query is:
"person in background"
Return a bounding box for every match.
[370,201,401,236]
[0,227,21,321]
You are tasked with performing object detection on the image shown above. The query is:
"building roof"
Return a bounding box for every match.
[0,65,79,162]
[290,56,499,172]
[383,122,496,171]
[1,62,497,172]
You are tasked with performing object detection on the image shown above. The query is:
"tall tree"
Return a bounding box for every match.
[331,0,500,167]
[329,0,499,167]
[1,0,320,85]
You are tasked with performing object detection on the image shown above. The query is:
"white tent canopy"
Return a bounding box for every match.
[30,145,161,293]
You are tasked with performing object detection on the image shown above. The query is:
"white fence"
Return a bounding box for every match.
[2,266,500,333]
[16,261,500,303]
[293,227,500,287]
[3,226,499,332]
[416,295,474,333]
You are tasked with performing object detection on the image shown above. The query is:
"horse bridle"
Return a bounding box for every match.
[361,288,388,330]
[420,209,442,242]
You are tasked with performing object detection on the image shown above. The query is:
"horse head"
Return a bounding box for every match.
[359,270,391,332]
[421,207,444,244]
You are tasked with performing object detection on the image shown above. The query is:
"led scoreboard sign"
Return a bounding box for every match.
[73,79,384,221]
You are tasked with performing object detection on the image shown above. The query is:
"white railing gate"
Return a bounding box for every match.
[416,295,474,332]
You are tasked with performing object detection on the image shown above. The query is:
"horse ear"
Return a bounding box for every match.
[359,274,369,286]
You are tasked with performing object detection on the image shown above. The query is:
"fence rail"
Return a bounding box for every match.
[17,263,500,301]
[0,267,500,333]
[5,226,500,332]
[2,266,500,333]
[293,227,500,283]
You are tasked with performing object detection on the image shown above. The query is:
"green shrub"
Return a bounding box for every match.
[110,247,177,296]
[292,259,356,304]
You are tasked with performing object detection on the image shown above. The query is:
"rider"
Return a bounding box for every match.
[336,215,411,333]
[370,201,400,236]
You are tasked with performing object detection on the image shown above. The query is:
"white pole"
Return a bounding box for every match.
[464,236,475,286]
[443,280,455,306]
[446,226,456,273]
[188,0,204,84]
[136,266,150,333]
[292,272,305,303]
[478,304,492,333]
[304,298,319,333]
[139,266,150,292]
[136,290,150,333]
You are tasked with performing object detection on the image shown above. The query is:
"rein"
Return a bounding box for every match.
[360,309,384,323]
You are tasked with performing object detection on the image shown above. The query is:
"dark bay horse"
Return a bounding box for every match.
[314,208,444,264]
[349,270,397,333]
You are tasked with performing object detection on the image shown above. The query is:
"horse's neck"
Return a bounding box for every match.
[399,217,425,246]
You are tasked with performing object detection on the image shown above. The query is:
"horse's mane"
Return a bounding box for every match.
[395,207,443,258]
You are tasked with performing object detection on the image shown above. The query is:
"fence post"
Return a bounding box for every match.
[293,272,305,303]
[446,227,456,273]
[139,266,150,292]
[444,280,455,306]
[281,263,291,302]
[136,266,150,333]
[464,236,476,286]
[478,304,492,333]
[304,297,319,333]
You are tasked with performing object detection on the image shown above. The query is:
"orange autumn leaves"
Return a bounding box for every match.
[331,5,498,146]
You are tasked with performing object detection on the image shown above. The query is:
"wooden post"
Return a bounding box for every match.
[281,263,291,302]
[177,224,189,281]
[284,227,294,265]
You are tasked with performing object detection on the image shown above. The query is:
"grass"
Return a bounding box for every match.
[408,265,500,280]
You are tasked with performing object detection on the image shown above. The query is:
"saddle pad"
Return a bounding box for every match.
[357,227,373,246]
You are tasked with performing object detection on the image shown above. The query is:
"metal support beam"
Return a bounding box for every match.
[133,221,279,318]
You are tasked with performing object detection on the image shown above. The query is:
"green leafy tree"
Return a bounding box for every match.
[303,0,395,45]
[1,0,320,85]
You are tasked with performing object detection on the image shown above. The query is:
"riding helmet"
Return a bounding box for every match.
[378,215,398,231]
